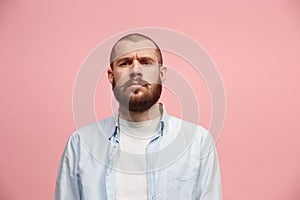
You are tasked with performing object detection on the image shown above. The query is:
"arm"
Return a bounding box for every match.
[54,134,82,200]
[196,132,222,200]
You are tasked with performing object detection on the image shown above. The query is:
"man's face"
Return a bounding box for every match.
[108,39,166,113]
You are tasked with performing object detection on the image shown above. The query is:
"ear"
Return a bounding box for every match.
[159,65,167,82]
[107,67,114,84]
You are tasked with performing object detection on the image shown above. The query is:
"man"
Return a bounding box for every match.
[55,33,222,200]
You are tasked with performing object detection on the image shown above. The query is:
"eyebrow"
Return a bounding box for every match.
[137,56,156,62]
[115,57,131,65]
[115,55,157,63]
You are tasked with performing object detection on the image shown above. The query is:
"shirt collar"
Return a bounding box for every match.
[109,103,170,140]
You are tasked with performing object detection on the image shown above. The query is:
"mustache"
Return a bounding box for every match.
[122,78,150,88]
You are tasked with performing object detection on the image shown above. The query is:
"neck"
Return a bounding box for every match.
[118,103,162,122]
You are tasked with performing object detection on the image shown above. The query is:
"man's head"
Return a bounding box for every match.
[108,33,166,113]
[110,34,163,69]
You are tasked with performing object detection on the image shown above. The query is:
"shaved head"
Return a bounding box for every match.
[110,33,163,68]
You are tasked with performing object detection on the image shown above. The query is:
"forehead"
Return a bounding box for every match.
[112,40,158,61]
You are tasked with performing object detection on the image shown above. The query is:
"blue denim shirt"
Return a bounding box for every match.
[55,107,222,200]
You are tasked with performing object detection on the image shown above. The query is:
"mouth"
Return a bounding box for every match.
[130,81,140,86]
[121,80,149,94]
[130,82,146,87]
[127,83,147,92]
[124,79,149,88]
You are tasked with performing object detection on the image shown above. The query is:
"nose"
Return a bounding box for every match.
[130,60,143,78]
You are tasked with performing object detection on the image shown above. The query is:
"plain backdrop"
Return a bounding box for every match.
[1,0,300,199]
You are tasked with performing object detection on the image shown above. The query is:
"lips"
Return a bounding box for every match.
[130,81,146,86]
[123,79,149,88]
[128,82,147,91]
[121,79,149,93]
[130,81,140,85]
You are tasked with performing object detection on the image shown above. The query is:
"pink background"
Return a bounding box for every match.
[1,0,300,199]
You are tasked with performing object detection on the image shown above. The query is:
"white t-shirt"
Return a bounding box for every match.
[115,117,161,200]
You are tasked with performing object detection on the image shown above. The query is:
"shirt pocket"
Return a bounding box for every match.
[166,171,198,200]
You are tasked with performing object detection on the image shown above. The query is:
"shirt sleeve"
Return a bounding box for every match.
[54,133,82,200]
[197,132,223,200]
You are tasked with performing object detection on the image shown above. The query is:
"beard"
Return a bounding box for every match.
[113,77,162,113]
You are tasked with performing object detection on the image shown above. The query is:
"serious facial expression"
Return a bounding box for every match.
[108,39,166,113]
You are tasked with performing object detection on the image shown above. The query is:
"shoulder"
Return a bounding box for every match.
[63,116,115,160]
[166,115,215,150]
[66,116,115,150]
[72,116,115,138]
[167,115,210,137]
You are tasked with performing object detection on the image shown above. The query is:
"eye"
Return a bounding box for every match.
[119,61,131,66]
[140,59,152,65]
